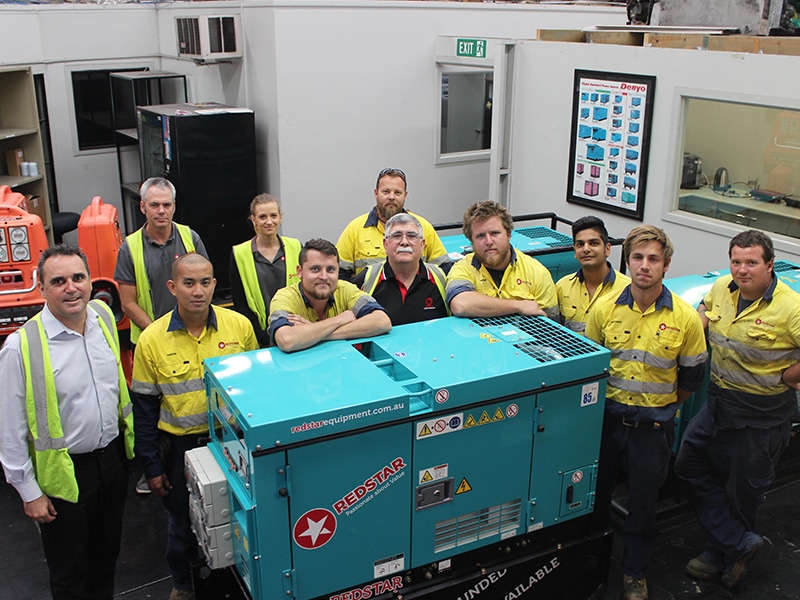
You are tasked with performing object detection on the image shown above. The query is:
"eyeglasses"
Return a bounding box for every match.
[386,231,421,242]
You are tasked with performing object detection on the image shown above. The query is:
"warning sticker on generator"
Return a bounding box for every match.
[419,463,448,484]
[416,413,463,439]
[581,382,599,407]
[374,553,405,578]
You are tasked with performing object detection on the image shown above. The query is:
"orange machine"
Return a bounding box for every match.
[0,185,49,335]
[0,189,133,377]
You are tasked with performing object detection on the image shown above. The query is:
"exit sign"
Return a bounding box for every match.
[456,38,487,58]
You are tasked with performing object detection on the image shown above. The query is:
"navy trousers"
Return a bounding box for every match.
[675,404,790,568]
[594,413,674,579]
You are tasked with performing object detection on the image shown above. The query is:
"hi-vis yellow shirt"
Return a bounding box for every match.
[132,305,257,435]
[585,285,707,413]
[556,264,630,335]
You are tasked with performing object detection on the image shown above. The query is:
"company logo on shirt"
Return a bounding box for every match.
[754,318,775,328]
[516,278,532,286]
[424,297,434,308]
[218,341,242,349]
[658,323,681,333]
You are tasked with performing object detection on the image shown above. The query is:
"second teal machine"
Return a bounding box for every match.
[196,315,612,600]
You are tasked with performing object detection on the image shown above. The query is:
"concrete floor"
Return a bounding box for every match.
[1,469,799,599]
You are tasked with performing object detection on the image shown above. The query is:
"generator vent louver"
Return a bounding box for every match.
[774,260,800,274]
[433,498,522,553]
[515,226,573,248]
[176,15,242,62]
[471,315,599,362]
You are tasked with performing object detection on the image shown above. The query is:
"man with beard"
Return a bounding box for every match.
[445,200,559,320]
[352,213,449,325]
[556,215,629,335]
[585,225,707,600]
[269,238,392,352]
[336,168,449,281]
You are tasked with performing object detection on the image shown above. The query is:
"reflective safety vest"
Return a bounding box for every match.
[232,236,301,329]
[18,300,135,503]
[127,223,195,344]
[362,261,450,315]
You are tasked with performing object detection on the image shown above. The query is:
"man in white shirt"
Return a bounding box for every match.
[0,244,134,600]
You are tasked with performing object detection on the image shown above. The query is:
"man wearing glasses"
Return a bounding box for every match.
[352,213,449,325]
[336,168,450,281]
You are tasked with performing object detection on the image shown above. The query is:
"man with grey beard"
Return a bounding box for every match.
[352,213,449,325]
[268,238,391,352]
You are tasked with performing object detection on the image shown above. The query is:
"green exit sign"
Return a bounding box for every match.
[456,38,487,58]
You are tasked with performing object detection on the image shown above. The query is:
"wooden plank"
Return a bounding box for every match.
[645,33,800,56]
[585,31,645,46]
[644,33,709,49]
[536,29,586,43]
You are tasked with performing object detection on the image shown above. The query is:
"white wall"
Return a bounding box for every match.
[1,1,627,247]
[510,40,800,277]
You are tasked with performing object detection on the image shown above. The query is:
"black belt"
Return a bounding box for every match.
[70,435,121,459]
[617,415,666,429]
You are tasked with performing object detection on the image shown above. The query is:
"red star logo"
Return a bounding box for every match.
[293,508,337,550]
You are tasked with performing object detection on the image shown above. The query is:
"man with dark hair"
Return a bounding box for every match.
[586,225,707,600]
[556,215,629,335]
[445,200,558,319]
[0,243,134,600]
[676,229,800,590]
[131,253,257,600]
[336,168,449,280]
[269,238,392,352]
[352,213,448,325]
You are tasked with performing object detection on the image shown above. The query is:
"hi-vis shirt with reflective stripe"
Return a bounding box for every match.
[556,264,630,335]
[585,285,708,410]
[362,260,449,313]
[232,236,301,329]
[704,274,800,396]
[336,208,449,275]
[127,222,195,344]
[131,305,258,435]
[19,300,134,503]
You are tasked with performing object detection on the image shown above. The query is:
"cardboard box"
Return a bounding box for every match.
[25,195,48,227]
[5,148,24,177]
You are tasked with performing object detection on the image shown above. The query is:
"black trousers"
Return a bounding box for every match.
[40,435,129,600]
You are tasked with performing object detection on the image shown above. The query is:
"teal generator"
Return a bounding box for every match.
[197,315,612,600]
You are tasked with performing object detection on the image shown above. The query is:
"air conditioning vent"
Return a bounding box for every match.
[176,15,242,62]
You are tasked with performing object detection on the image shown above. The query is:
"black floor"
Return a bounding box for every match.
[2,470,799,599]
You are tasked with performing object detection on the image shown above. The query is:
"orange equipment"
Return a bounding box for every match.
[0,185,49,336]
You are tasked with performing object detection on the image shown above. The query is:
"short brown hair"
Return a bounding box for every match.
[462,201,514,242]
[299,238,338,265]
[622,225,674,264]
[729,229,774,263]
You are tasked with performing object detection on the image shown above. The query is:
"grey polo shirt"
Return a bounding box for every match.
[114,224,208,320]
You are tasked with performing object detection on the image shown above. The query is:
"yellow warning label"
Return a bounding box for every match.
[421,470,433,482]
[487,337,500,343]
[456,478,473,494]
[419,424,432,437]
[465,414,477,428]
[493,408,505,421]
[479,410,492,425]
[480,332,490,339]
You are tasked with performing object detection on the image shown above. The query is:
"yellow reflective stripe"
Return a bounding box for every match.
[709,331,800,363]
[131,380,161,395]
[362,265,382,296]
[354,257,384,271]
[613,349,677,370]
[159,407,208,429]
[679,351,708,367]
[608,375,677,395]
[711,364,782,389]
[233,240,267,329]
[160,378,205,396]
[564,320,587,333]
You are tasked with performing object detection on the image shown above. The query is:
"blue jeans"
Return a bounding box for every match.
[161,432,202,591]
[675,404,790,568]
[594,413,675,579]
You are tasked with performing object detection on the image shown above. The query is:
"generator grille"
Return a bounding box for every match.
[515,226,573,248]
[774,260,800,274]
[471,315,599,362]
[433,498,521,553]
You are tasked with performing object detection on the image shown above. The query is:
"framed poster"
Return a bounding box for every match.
[566,70,656,221]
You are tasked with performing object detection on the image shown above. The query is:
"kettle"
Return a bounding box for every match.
[714,167,729,189]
